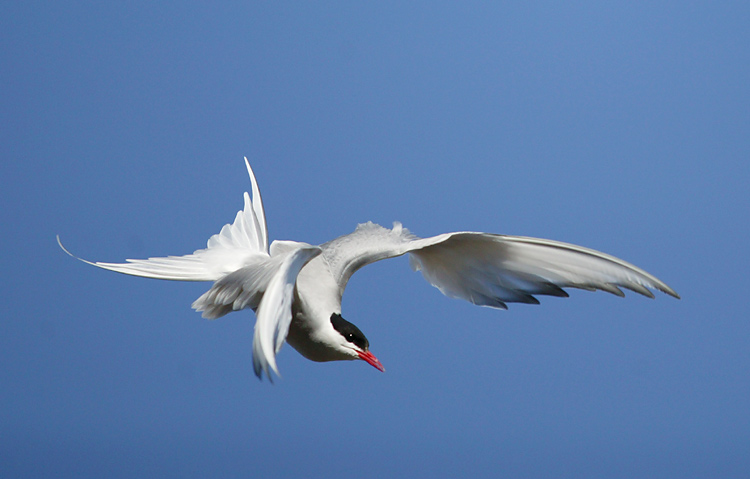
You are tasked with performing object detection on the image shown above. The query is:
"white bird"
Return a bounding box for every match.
[58,158,679,380]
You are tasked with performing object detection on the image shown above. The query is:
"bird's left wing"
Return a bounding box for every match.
[251,242,322,380]
[323,222,679,307]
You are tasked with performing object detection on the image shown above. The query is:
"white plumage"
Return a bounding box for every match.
[58,158,679,380]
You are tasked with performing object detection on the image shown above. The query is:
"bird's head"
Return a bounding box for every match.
[329,313,385,372]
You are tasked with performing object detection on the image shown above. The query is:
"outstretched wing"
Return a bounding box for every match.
[57,157,269,282]
[323,222,679,308]
[407,232,680,308]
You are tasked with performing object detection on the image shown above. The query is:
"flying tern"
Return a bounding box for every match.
[59,158,679,380]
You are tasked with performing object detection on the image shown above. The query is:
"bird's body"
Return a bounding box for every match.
[59,158,679,380]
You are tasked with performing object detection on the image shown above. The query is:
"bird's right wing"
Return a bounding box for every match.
[406,232,680,308]
[324,222,679,309]
[57,158,269,282]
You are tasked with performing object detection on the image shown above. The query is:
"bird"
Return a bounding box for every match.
[58,158,679,380]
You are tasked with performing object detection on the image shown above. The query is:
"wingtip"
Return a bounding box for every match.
[252,356,272,382]
[252,330,282,383]
[257,363,281,383]
[649,277,680,300]
[254,365,279,384]
[663,287,681,300]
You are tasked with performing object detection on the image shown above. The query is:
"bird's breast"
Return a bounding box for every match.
[284,255,347,362]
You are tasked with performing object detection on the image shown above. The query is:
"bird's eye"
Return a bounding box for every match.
[330,313,370,351]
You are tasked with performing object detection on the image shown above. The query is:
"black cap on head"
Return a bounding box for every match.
[330,313,369,351]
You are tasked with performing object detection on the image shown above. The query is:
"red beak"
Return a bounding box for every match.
[357,350,385,372]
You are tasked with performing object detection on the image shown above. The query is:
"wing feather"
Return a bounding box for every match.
[252,244,322,380]
[322,223,679,308]
[409,233,679,306]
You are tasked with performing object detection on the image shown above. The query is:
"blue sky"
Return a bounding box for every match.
[2,2,749,477]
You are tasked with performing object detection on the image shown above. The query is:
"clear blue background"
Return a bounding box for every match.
[2,2,748,478]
